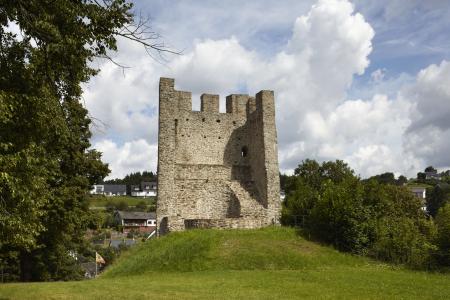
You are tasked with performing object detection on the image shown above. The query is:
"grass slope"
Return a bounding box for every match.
[88,195,155,208]
[103,226,365,275]
[1,227,450,299]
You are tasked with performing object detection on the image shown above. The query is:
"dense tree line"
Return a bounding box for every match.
[281,159,450,269]
[0,0,168,281]
[103,171,157,185]
[364,172,407,186]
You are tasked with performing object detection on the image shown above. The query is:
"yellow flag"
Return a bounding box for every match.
[96,252,105,264]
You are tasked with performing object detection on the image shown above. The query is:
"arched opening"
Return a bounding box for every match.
[241,146,248,158]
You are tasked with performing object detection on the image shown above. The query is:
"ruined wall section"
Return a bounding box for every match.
[256,91,281,223]
[157,78,190,234]
[157,78,280,234]
[247,91,281,223]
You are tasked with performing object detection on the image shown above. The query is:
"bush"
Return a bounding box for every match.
[309,180,372,253]
[105,200,116,213]
[371,217,436,268]
[103,214,116,228]
[135,201,147,211]
[115,201,129,211]
[127,229,138,239]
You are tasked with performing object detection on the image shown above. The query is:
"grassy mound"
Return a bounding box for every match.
[104,226,366,277]
[1,227,450,299]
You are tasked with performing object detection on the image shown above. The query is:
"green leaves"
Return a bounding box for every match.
[282,160,438,268]
[0,143,50,251]
[435,203,450,264]
[0,0,136,281]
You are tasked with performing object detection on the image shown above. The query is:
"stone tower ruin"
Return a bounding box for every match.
[157,78,280,235]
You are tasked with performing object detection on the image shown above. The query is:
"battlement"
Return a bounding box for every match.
[157,77,280,235]
[159,77,274,118]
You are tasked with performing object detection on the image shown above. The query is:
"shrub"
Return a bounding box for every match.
[135,201,147,211]
[115,201,129,211]
[371,217,435,268]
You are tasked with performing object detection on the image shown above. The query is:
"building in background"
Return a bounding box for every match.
[130,181,157,197]
[114,211,156,234]
[90,184,127,196]
[408,186,427,211]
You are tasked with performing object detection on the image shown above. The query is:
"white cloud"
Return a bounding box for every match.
[93,139,158,179]
[84,0,449,180]
[371,68,386,83]
[168,37,260,95]
[403,60,450,168]
[145,0,316,54]
[87,0,379,178]
[285,94,417,176]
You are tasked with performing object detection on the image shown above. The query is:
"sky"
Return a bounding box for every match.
[83,0,450,179]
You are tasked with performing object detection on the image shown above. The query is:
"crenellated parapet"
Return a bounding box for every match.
[159,77,272,120]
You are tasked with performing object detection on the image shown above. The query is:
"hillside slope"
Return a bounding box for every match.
[103,226,367,277]
[1,227,450,299]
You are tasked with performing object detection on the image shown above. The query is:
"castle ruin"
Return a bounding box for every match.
[156,78,280,235]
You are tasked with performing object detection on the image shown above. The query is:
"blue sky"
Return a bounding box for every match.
[83,0,450,179]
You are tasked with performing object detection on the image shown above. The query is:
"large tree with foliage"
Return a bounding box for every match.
[0,0,169,281]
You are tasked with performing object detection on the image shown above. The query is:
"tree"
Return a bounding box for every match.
[1,0,171,281]
[283,160,368,252]
[365,172,408,186]
[368,172,396,185]
[397,175,408,186]
[282,159,437,267]
[435,203,450,265]
[425,166,437,173]
[427,184,450,217]
[417,172,426,180]
[103,170,157,185]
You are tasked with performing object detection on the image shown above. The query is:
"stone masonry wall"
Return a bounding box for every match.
[157,78,280,235]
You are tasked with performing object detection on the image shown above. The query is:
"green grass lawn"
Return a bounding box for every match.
[1,227,450,299]
[88,195,155,208]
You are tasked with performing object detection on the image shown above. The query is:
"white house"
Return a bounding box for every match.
[425,170,442,180]
[409,187,426,199]
[90,184,127,196]
[131,181,157,197]
[408,186,427,211]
